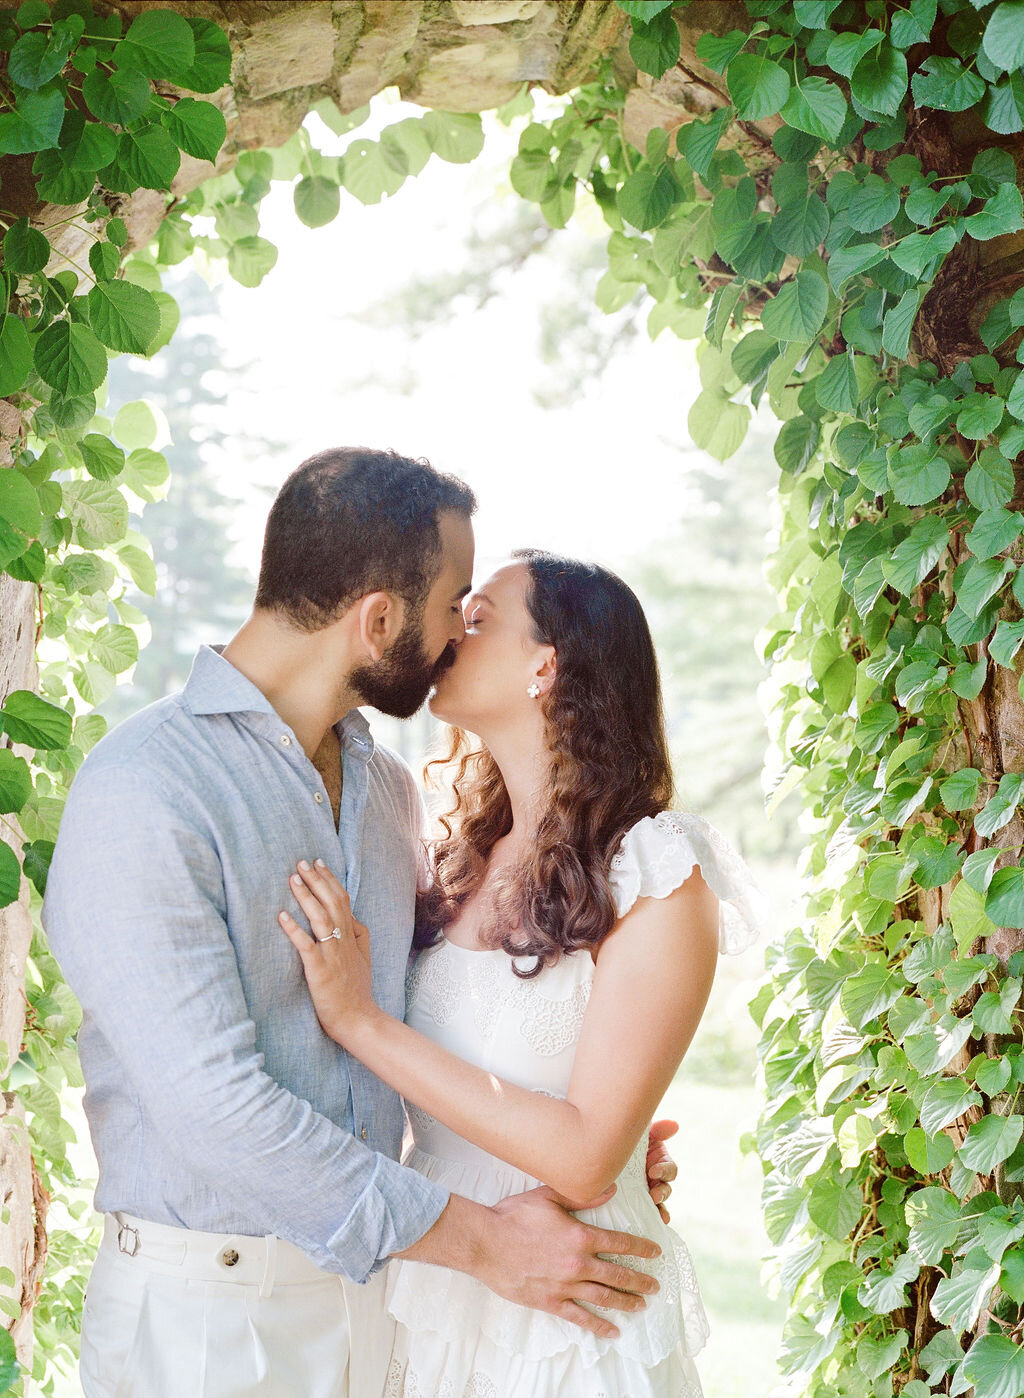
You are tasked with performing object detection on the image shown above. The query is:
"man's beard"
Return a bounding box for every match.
[350,615,457,719]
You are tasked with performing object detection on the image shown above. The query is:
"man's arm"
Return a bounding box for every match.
[42,760,448,1284]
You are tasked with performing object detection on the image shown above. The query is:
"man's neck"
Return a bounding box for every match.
[221,612,360,759]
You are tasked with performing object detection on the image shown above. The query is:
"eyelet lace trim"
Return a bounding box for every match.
[608,810,766,956]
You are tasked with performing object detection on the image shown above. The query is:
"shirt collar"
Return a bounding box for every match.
[183,645,376,760]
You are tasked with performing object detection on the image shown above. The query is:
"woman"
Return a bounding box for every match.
[280,550,765,1397]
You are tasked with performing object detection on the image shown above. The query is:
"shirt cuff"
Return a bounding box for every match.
[321,1151,451,1284]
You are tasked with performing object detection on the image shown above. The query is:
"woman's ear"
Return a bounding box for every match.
[533,647,557,695]
[357,591,404,662]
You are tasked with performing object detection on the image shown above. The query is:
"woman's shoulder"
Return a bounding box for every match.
[607,810,768,955]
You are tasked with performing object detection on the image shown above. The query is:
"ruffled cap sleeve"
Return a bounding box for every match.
[608,810,767,955]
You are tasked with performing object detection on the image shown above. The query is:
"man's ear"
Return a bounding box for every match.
[356,591,405,663]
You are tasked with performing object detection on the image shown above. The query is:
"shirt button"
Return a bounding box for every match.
[280,735,291,746]
[313,791,324,804]
[361,1127,368,1140]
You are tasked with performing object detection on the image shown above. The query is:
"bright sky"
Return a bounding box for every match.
[191,93,709,581]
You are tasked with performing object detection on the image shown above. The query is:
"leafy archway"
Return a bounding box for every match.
[4,1,1024,1394]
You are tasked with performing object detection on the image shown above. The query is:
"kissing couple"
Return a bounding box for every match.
[44,446,765,1397]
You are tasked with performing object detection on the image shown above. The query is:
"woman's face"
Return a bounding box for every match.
[428,561,550,734]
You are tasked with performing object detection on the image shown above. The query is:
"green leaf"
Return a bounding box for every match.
[0,843,19,912]
[848,174,900,233]
[974,977,1023,1032]
[21,838,53,898]
[858,1253,920,1314]
[815,351,859,414]
[770,195,829,255]
[116,542,157,595]
[970,508,1024,562]
[2,217,48,275]
[907,1186,961,1265]
[87,280,160,354]
[827,241,886,292]
[0,690,72,750]
[774,415,820,474]
[905,1125,956,1171]
[959,1114,1024,1172]
[78,434,125,482]
[921,1080,983,1135]
[341,137,407,203]
[0,315,34,398]
[421,110,485,165]
[687,390,749,461]
[807,1174,862,1238]
[31,147,96,205]
[0,86,64,154]
[90,623,138,675]
[61,479,129,548]
[8,28,75,90]
[0,749,31,816]
[761,269,828,341]
[851,42,908,117]
[694,30,747,74]
[827,30,882,79]
[628,8,680,79]
[991,618,1024,666]
[677,107,731,178]
[226,236,278,289]
[882,516,948,593]
[958,556,1015,618]
[840,962,905,1027]
[731,330,780,385]
[982,1,1024,73]
[116,9,195,80]
[958,392,1006,439]
[882,287,925,359]
[175,16,232,93]
[890,225,958,277]
[781,76,847,142]
[381,119,433,178]
[961,1333,1024,1398]
[293,175,341,229]
[967,448,1016,507]
[617,0,674,14]
[117,125,181,190]
[726,53,790,120]
[161,98,226,164]
[113,401,157,450]
[988,867,1024,928]
[912,55,987,112]
[965,183,1024,240]
[931,1261,1001,1334]
[33,319,107,397]
[618,165,680,231]
[889,445,950,505]
[82,67,152,127]
[0,471,40,539]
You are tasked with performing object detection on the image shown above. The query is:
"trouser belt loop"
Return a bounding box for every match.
[258,1233,277,1299]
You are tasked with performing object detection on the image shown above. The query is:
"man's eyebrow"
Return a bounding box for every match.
[453,584,472,601]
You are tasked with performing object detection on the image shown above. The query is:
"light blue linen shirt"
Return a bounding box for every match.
[42,644,449,1283]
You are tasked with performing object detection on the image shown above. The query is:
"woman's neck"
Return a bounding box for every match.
[480,722,550,847]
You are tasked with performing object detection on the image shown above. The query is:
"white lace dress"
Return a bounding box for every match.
[383,811,766,1398]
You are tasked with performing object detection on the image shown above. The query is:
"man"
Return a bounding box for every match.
[43,447,676,1397]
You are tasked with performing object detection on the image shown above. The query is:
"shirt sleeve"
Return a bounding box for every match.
[41,759,449,1283]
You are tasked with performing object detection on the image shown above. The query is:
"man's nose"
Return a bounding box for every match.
[451,611,467,644]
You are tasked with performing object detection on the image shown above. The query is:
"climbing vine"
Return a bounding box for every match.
[6,0,1024,1393]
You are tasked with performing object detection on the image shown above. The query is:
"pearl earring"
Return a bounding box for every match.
[527,683,541,698]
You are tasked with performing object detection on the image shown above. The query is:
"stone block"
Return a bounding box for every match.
[450,0,544,22]
[238,3,337,99]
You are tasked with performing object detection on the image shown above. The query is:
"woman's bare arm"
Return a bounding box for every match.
[281,861,719,1202]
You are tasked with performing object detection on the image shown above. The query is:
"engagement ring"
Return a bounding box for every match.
[316,927,343,942]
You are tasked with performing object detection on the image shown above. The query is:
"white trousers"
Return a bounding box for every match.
[80,1213,396,1398]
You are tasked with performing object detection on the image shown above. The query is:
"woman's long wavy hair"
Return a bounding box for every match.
[415,549,675,976]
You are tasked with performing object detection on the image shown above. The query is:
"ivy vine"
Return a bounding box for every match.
[6,0,1024,1393]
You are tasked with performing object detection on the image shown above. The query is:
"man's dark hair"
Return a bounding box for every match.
[254,447,476,632]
